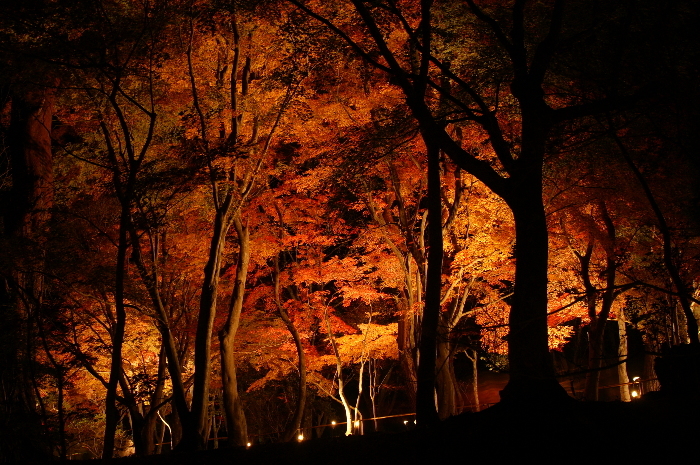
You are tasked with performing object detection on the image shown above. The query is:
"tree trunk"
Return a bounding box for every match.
[617,319,631,402]
[142,345,168,455]
[613,134,699,343]
[500,181,564,402]
[102,209,129,459]
[415,141,442,426]
[218,216,249,447]
[6,87,55,238]
[435,339,456,419]
[1,86,55,462]
[397,302,419,406]
[584,320,605,401]
[191,202,234,449]
[274,256,307,442]
[465,349,480,412]
[125,224,196,448]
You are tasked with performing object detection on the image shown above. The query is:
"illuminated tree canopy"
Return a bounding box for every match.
[1,0,699,460]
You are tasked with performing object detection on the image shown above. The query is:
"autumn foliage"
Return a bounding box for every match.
[1,0,699,460]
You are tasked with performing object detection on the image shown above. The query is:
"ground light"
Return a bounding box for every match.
[297,434,304,441]
[631,376,642,398]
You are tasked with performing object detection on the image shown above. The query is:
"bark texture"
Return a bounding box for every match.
[219,216,249,447]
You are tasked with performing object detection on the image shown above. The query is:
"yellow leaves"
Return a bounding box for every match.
[246,359,292,393]
[338,284,386,306]
[305,353,339,372]
[548,325,575,351]
[335,323,399,361]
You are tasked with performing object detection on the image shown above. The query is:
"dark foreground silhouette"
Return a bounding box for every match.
[51,393,696,465]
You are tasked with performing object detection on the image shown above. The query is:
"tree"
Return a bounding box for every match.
[289,0,663,407]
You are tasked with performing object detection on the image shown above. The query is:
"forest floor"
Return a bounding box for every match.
[81,393,697,465]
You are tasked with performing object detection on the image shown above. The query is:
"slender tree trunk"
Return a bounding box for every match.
[369,359,380,432]
[274,256,307,442]
[435,339,456,419]
[103,209,129,459]
[191,203,233,449]
[218,216,249,447]
[37,313,66,460]
[465,349,480,412]
[126,225,195,447]
[613,134,700,344]
[353,361,365,435]
[617,319,631,402]
[397,300,419,405]
[142,345,167,455]
[323,307,353,436]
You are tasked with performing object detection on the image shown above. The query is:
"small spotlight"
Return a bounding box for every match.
[331,420,336,426]
[413,420,416,424]
[632,376,640,382]
[354,420,360,427]
[631,390,639,398]
[297,434,304,441]
[246,442,251,448]
[403,420,408,425]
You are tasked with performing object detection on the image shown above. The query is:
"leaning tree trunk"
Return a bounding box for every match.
[218,216,249,447]
[274,256,307,442]
[613,134,699,344]
[126,223,197,448]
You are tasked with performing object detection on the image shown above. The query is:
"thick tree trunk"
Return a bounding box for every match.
[219,216,249,447]
[415,141,442,426]
[584,319,605,401]
[6,87,55,238]
[1,86,55,462]
[500,183,564,402]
